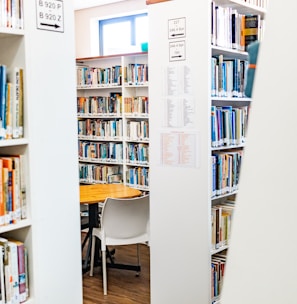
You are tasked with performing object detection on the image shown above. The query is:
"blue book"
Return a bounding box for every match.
[221,62,227,97]
[0,65,7,139]
[211,106,218,147]
[211,57,217,96]
[245,41,260,97]
[231,109,236,145]
[212,156,217,197]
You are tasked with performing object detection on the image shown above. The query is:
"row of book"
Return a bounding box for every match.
[0,0,24,29]
[211,55,247,98]
[211,252,227,300]
[78,118,123,139]
[77,95,149,116]
[125,63,148,85]
[79,164,122,184]
[0,66,24,140]
[241,0,268,9]
[0,155,26,227]
[76,63,149,87]
[211,2,264,51]
[78,141,123,163]
[126,143,149,164]
[77,93,122,115]
[76,65,122,87]
[212,150,243,197]
[211,105,248,148]
[126,167,149,189]
[126,120,149,140]
[124,96,149,115]
[211,200,235,250]
[0,237,28,304]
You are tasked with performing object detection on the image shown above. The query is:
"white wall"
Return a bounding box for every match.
[74,0,147,58]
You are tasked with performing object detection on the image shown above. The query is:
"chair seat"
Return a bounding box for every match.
[92,226,149,248]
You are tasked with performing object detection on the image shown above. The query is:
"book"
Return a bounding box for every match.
[7,240,20,304]
[0,65,7,139]
[12,156,21,223]
[0,237,11,304]
[24,246,28,299]
[1,157,13,225]
[245,41,260,98]
[18,68,24,138]
[7,239,26,303]
[0,244,5,304]
[2,166,9,225]
[244,14,260,50]
[0,159,4,226]
[7,67,22,139]
[5,82,12,139]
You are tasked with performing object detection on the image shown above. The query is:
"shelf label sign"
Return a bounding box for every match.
[169,40,186,61]
[168,17,186,39]
[36,0,64,32]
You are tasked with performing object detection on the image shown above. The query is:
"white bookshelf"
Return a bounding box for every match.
[0,1,83,303]
[148,0,267,302]
[76,52,149,192]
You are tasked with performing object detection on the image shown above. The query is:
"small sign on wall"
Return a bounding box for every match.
[168,17,186,39]
[169,40,186,61]
[36,0,64,32]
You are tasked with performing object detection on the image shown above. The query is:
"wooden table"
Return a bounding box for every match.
[80,184,142,272]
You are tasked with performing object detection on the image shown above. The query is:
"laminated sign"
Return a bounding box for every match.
[36,0,64,32]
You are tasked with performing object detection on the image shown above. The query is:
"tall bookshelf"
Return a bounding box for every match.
[148,0,267,303]
[76,52,149,192]
[0,1,83,303]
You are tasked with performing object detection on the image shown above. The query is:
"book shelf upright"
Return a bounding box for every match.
[0,2,83,303]
[148,0,267,303]
[76,52,149,192]
[0,24,32,303]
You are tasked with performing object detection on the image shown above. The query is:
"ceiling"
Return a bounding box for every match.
[74,0,126,10]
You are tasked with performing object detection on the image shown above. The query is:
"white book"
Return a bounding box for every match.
[0,244,5,304]
[0,237,11,304]
[7,67,21,139]
[7,241,19,304]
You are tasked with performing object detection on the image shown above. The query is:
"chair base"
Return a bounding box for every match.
[106,262,141,273]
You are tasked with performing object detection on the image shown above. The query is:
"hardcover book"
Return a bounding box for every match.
[244,14,260,50]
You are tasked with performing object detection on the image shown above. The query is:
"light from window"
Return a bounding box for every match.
[99,13,148,56]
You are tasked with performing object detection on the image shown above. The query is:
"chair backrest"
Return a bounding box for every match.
[101,194,150,245]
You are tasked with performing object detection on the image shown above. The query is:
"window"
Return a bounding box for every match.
[99,13,148,56]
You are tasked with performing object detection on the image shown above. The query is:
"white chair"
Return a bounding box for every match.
[89,194,150,295]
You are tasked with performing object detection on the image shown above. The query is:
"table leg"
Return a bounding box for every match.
[82,203,99,273]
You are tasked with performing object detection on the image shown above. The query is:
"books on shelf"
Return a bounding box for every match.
[211,105,248,148]
[211,251,227,299]
[0,155,26,226]
[79,163,123,184]
[211,55,247,99]
[77,53,149,191]
[0,65,24,140]
[7,239,27,303]
[124,96,149,115]
[76,65,122,87]
[212,150,243,197]
[0,0,24,29]
[211,1,265,52]
[77,93,122,116]
[0,237,28,304]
